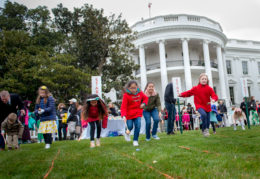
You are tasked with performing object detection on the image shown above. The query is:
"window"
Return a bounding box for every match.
[242,61,248,75]
[229,87,235,104]
[248,86,251,97]
[258,62,260,75]
[213,86,217,93]
[226,60,232,74]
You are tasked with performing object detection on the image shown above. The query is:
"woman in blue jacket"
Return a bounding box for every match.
[35,86,57,149]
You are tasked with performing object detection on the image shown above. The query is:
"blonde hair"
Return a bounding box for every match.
[233,108,245,118]
[36,86,52,104]
[7,113,17,123]
[198,73,209,85]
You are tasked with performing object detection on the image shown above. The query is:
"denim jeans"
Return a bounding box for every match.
[126,117,141,141]
[143,108,160,139]
[198,108,210,131]
[165,102,176,133]
[0,134,5,149]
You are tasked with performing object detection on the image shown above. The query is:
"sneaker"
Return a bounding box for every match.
[213,131,216,134]
[124,133,131,142]
[167,132,175,135]
[133,141,139,147]
[202,131,208,137]
[152,135,160,140]
[205,129,210,137]
[90,141,95,148]
[45,144,50,149]
[146,138,151,141]
[96,138,101,147]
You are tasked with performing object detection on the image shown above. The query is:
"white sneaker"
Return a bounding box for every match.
[96,138,101,147]
[90,141,95,148]
[202,130,208,137]
[124,133,131,142]
[152,135,160,140]
[133,141,139,146]
[205,129,210,136]
[45,144,50,149]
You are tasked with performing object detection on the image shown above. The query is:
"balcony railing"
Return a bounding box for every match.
[146,63,160,71]
[167,60,184,66]
[190,60,205,67]
[132,14,223,33]
[135,59,218,75]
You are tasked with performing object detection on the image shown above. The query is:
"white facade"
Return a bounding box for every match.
[130,14,260,108]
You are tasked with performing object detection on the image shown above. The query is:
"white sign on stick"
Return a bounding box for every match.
[172,77,182,98]
[240,78,248,98]
[92,76,102,98]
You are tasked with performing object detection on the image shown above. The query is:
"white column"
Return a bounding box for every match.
[158,40,168,97]
[250,58,258,99]
[216,45,227,100]
[234,57,242,103]
[203,40,213,87]
[181,38,192,90]
[222,50,231,107]
[139,45,147,91]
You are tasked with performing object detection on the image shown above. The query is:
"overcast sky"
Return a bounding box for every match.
[2,0,260,41]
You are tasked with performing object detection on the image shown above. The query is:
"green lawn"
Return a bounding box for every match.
[1,126,260,179]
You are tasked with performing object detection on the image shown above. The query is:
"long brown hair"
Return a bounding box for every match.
[58,103,66,110]
[36,86,52,104]
[81,94,108,120]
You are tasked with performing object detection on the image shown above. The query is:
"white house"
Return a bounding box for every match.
[130,14,260,107]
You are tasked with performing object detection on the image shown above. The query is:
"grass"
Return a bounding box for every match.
[1,126,260,179]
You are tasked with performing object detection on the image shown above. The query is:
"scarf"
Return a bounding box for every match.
[144,89,157,97]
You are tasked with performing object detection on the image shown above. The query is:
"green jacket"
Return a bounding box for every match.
[144,94,161,112]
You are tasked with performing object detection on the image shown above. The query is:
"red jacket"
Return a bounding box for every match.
[121,89,148,120]
[85,106,108,128]
[180,84,218,112]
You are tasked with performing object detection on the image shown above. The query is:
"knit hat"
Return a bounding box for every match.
[8,113,17,124]
[211,104,218,113]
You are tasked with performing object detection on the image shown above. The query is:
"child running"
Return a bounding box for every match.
[121,80,148,146]
[179,73,218,137]
[81,94,108,148]
[143,82,162,141]
[210,104,218,134]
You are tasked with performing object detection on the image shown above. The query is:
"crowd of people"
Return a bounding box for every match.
[1,73,259,150]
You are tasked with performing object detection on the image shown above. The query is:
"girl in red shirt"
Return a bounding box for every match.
[179,73,218,137]
[121,81,148,147]
[81,94,108,148]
